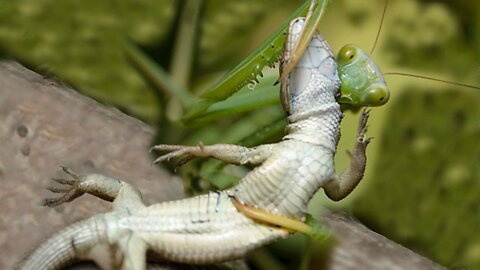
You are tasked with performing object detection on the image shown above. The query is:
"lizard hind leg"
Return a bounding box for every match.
[44,166,145,211]
[111,232,147,270]
[231,198,329,240]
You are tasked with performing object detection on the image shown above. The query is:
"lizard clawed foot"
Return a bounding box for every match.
[356,109,372,149]
[43,166,86,207]
[150,143,205,165]
[346,109,372,165]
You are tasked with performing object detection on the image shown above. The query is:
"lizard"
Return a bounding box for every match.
[18,16,387,270]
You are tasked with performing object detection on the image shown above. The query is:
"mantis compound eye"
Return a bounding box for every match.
[338,45,358,62]
[364,84,390,106]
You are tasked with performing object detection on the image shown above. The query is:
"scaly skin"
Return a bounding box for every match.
[19,171,288,269]
[19,18,371,270]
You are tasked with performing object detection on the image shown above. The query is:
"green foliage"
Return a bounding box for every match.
[0,0,311,124]
[353,88,480,269]
[198,0,290,72]
[382,0,478,76]
[0,0,175,122]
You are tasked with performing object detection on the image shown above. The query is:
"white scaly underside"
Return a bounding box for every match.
[233,18,342,220]
[284,18,342,151]
[119,192,288,264]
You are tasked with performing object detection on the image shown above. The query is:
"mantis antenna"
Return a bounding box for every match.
[384,72,480,90]
[370,0,388,55]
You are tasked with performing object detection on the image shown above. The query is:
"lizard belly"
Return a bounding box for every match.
[118,192,288,264]
[233,140,335,220]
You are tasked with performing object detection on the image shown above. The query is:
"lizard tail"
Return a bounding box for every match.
[17,215,107,270]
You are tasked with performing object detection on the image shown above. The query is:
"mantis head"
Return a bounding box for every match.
[336,44,390,108]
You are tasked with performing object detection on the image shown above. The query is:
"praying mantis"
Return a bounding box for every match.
[180,0,389,124]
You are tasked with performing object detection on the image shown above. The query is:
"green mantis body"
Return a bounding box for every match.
[183,0,390,123]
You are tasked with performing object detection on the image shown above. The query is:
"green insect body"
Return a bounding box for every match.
[184,0,391,122]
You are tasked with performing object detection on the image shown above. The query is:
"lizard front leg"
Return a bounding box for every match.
[151,143,276,165]
[323,109,371,201]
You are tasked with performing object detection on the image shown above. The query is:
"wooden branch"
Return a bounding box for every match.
[0,62,445,270]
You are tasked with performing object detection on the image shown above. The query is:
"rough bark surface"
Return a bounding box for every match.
[0,62,445,270]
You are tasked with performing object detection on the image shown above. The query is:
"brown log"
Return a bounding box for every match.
[0,62,445,270]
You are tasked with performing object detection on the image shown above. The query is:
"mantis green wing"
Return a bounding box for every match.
[183,0,331,122]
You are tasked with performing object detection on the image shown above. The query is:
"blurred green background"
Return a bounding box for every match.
[1,0,479,269]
